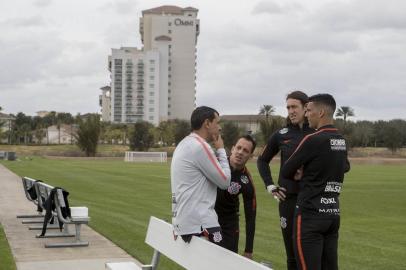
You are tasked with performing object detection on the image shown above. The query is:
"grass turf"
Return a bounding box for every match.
[0,224,17,270]
[1,157,406,269]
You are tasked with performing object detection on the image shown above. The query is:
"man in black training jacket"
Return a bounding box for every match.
[281,93,350,270]
[257,91,314,270]
[215,135,257,259]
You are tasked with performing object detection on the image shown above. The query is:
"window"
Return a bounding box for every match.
[168,22,172,26]
[149,100,154,104]
[149,108,154,112]
[149,92,154,96]
[150,76,154,80]
[149,116,154,120]
[149,59,155,64]
[149,83,154,88]
[150,67,155,72]
[168,30,172,34]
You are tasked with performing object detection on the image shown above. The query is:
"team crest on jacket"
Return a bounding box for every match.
[240,175,249,184]
[279,128,288,134]
[280,217,287,229]
[212,231,223,243]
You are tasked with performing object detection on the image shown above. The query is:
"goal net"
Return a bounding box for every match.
[124,151,167,162]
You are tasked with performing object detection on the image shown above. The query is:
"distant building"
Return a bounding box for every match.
[222,115,267,134]
[32,124,77,145]
[101,5,200,125]
[99,86,111,122]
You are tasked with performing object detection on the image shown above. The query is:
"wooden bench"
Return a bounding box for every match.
[106,216,272,270]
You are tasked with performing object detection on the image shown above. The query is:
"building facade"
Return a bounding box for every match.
[101,5,199,125]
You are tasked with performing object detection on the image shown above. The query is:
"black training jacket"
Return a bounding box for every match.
[281,125,350,216]
[215,166,256,253]
[257,123,314,194]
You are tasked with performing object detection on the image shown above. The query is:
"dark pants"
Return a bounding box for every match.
[279,195,298,270]
[293,213,340,270]
[219,216,239,252]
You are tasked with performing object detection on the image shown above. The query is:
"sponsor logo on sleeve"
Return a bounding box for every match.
[240,175,249,184]
[330,139,346,151]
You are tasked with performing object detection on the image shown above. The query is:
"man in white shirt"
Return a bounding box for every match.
[171,106,231,244]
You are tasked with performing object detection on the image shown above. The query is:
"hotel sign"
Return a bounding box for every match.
[174,18,194,26]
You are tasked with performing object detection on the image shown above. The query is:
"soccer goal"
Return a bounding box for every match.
[124,151,167,162]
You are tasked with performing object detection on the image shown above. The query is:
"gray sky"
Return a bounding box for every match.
[1,0,405,121]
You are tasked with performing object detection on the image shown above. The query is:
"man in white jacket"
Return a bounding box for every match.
[171,106,231,244]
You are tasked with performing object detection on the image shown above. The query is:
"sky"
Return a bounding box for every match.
[1,0,405,121]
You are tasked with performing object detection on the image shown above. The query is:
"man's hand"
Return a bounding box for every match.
[243,252,253,259]
[212,133,224,149]
[294,166,304,181]
[267,185,286,202]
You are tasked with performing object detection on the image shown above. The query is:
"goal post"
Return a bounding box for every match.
[124,151,167,162]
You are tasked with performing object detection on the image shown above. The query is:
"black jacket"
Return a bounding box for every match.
[281,125,350,216]
[257,123,314,194]
[215,166,256,253]
[40,187,71,236]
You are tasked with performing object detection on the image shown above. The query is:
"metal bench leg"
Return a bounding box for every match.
[36,224,75,238]
[151,249,161,270]
[45,223,89,248]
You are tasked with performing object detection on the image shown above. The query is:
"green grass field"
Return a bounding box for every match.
[0,224,17,270]
[1,157,405,269]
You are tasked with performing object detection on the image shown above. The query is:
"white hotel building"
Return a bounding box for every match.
[100,5,199,125]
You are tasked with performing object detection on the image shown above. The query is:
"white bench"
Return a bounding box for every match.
[106,216,272,270]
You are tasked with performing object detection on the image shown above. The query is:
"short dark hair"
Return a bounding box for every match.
[237,135,257,153]
[190,106,219,130]
[286,90,309,106]
[309,93,336,117]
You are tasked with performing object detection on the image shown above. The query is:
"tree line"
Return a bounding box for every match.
[0,105,405,156]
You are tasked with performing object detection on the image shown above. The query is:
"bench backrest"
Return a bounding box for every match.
[145,217,270,270]
[35,181,54,210]
[22,177,38,203]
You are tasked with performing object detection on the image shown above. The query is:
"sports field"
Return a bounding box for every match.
[1,157,405,270]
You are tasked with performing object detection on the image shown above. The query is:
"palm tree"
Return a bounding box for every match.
[335,106,355,123]
[259,105,275,120]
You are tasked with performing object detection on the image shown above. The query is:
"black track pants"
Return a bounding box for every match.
[219,216,239,252]
[293,213,340,270]
[279,195,298,270]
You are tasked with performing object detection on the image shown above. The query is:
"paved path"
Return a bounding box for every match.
[0,164,140,270]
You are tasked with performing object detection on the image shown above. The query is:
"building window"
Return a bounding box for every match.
[169,45,171,49]
[168,29,172,34]
[150,67,154,72]
[149,92,154,96]
[168,82,171,86]
[168,97,171,100]
[150,76,154,80]
[168,104,171,108]
[149,108,154,112]
[149,116,154,120]
[149,100,154,104]
[149,59,155,64]
[168,22,172,26]
[149,83,154,88]
[168,112,171,116]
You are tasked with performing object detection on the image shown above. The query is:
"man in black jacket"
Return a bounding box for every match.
[257,91,314,270]
[215,135,257,259]
[281,94,350,270]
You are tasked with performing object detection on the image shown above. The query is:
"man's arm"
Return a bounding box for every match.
[242,172,256,258]
[193,136,231,189]
[281,137,315,180]
[257,132,280,187]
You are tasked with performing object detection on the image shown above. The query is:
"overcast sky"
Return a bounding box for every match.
[1,0,405,121]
